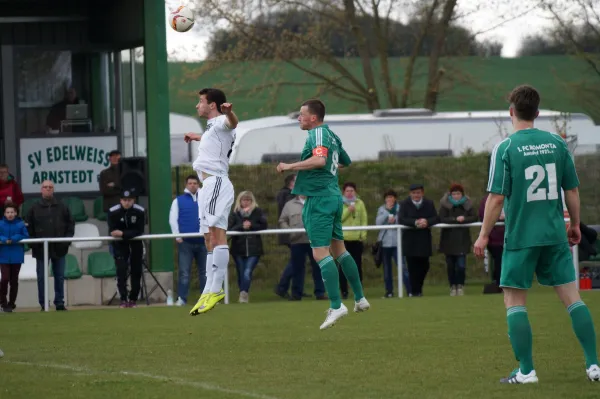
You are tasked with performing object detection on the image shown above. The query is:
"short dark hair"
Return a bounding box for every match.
[449,183,464,193]
[109,150,121,157]
[383,189,397,199]
[343,182,357,192]
[4,203,17,212]
[0,163,8,169]
[508,85,540,121]
[199,88,227,114]
[302,99,326,121]
[186,175,200,184]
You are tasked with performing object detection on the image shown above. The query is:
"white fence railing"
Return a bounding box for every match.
[20,221,579,311]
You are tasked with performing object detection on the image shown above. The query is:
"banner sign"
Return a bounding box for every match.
[20,136,118,193]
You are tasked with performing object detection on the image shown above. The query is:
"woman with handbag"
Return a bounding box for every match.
[375,189,411,298]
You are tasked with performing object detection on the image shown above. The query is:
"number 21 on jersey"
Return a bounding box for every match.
[525,163,558,202]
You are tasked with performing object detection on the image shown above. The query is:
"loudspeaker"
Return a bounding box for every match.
[119,157,147,196]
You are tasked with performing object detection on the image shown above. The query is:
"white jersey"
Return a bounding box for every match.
[193,115,236,179]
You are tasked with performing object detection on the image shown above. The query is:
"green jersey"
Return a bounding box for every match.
[292,124,351,197]
[487,128,579,250]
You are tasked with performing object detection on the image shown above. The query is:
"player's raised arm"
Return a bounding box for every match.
[184,132,201,142]
[221,103,239,129]
[277,154,326,173]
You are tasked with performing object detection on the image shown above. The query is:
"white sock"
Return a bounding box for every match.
[202,252,214,295]
[210,245,229,293]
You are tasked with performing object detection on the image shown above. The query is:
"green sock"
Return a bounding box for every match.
[507,306,534,374]
[336,252,364,301]
[318,256,342,309]
[568,301,599,368]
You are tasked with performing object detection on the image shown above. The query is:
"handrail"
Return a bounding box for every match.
[26,219,575,312]
[19,222,509,244]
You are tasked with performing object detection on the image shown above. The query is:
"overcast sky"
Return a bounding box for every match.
[163,0,556,61]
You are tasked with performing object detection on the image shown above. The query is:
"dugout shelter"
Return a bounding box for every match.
[0,0,174,304]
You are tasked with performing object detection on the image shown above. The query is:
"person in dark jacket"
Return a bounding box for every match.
[579,223,598,262]
[398,183,439,296]
[25,180,75,311]
[438,183,478,296]
[479,192,505,291]
[228,191,267,303]
[108,189,146,308]
[0,204,29,312]
[99,150,122,213]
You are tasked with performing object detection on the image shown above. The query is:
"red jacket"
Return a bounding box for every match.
[479,193,505,247]
[0,176,24,208]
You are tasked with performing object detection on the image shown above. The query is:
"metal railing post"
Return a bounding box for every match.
[396,226,403,298]
[43,240,49,312]
[224,266,229,304]
[573,244,580,290]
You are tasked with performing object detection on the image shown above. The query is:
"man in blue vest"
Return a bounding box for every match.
[169,175,207,305]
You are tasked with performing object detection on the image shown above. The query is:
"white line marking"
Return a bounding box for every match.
[5,361,282,399]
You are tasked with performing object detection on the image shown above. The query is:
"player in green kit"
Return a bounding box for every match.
[474,85,599,384]
[277,99,370,330]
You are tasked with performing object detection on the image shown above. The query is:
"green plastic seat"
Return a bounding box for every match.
[94,197,107,221]
[62,197,89,222]
[49,254,83,280]
[87,252,116,278]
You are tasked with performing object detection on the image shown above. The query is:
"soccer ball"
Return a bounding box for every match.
[169,5,195,33]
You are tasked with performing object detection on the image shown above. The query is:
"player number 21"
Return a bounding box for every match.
[330,151,339,175]
[525,163,558,202]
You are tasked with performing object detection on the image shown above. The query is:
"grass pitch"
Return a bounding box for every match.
[1,285,600,399]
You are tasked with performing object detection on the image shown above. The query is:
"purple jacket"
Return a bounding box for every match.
[479,193,505,247]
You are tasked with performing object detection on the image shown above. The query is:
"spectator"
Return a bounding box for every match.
[169,175,207,306]
[399,183,438,297]
[46,87,81,131]
[0,164,24,212]
[276,174,296,245]
[275,174,303,298]
[579,223,598,262]
[277,195,327,301]
[438,183,477,296]
[228,191,267,303]
[340,182,367,300]
[108,189,146,308]
[375,189,411,298]
[0,204,29,312]
[25,180,75,311]
[479,192,505,292]
[99,150,122,215]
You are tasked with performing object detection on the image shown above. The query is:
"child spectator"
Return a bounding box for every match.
[0,203,29,312]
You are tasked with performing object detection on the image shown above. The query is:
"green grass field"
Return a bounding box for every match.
[2,285,600,399]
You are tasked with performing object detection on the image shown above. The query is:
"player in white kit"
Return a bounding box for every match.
[185,88,238,316]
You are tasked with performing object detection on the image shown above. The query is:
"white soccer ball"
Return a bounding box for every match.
[169,5,195,33]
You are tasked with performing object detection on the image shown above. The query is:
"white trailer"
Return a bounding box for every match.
[228,109,600,165]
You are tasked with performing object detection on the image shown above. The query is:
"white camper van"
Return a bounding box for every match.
[228,109,600,165]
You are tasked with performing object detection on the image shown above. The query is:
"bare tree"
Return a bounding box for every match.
[542,0,600,121]
[190,0,539,113]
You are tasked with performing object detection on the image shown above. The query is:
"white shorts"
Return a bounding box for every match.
[198,175,234,234]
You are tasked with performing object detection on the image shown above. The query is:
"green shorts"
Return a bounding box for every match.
[302,195,344,248]
[500,242,576,289]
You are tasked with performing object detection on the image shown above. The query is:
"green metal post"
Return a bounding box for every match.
[143,0,173,272]
[90,54,104,131]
